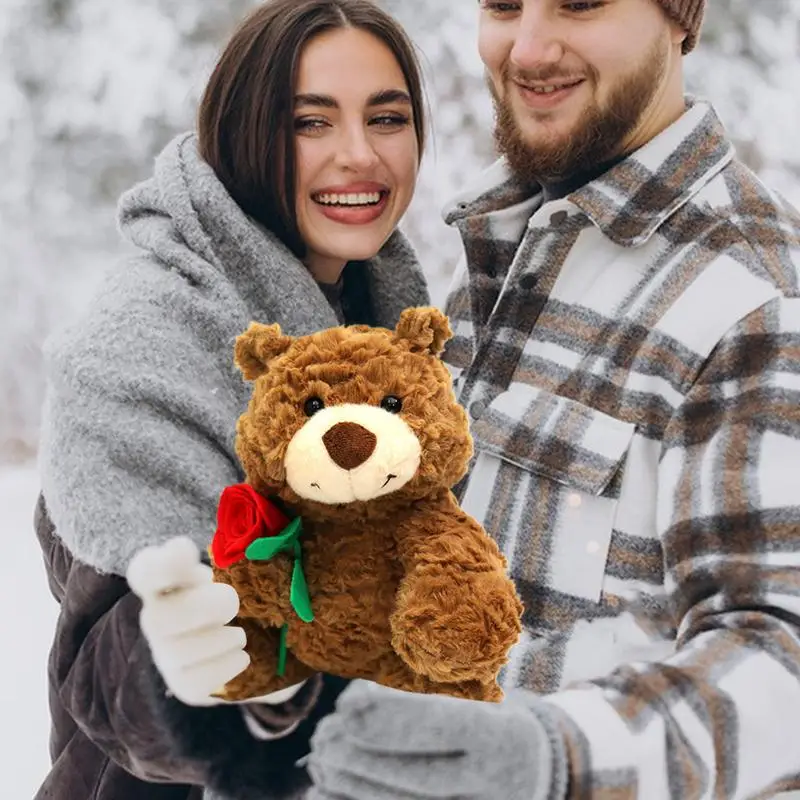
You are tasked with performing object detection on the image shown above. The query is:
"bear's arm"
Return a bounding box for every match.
[394,490,508,575]
[389,490,522,684]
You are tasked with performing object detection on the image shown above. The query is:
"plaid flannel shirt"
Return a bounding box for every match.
[442,99,800,799]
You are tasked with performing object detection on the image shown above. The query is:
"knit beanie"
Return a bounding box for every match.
[655,0,706,53]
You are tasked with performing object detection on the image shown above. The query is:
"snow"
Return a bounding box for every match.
[2,0,800,457]
[0,462,57,794]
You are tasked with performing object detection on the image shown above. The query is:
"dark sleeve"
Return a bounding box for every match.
[37,495,348,796]
[148,668,350,799]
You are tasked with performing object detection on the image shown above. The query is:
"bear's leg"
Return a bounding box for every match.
[373,650,503,703]
[216,617,316,701]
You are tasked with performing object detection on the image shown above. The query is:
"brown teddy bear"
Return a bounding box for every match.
[210,307,523,703]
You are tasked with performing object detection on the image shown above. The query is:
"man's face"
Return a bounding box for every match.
[478,0,686,183]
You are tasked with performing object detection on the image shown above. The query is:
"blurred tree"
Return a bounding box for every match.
[1,0,799,460]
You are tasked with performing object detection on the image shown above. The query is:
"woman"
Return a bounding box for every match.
[33,1,429,798]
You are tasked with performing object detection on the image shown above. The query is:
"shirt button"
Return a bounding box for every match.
[586,540,601,554]
[469,401,486,419]
[550,210,569,226]
[518,273,537,291]
[567,493,582,508]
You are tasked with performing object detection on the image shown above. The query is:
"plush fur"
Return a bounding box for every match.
[212,307,523,703]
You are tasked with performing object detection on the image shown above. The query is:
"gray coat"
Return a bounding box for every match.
[34,131,429,800]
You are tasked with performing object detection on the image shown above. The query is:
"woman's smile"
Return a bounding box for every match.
[311,181,391,225]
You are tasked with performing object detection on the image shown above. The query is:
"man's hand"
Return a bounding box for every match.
[306,681,568,800]
[127,535,250,706]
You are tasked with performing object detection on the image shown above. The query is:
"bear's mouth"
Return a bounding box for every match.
[309,473,398,494]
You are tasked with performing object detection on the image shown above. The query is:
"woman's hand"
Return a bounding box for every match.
[127,536,250,706]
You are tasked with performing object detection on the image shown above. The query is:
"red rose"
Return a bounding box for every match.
[210,484,289,568]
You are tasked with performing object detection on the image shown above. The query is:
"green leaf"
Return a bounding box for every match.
[245,517,303,561]
[290,558,315,623]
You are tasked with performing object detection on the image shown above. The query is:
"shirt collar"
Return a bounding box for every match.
[444,99,735,248]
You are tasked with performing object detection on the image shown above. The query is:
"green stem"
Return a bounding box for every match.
[277,623,288,677]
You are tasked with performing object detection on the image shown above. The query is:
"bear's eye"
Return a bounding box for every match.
[304,397,325,416]
[380,395,403,414]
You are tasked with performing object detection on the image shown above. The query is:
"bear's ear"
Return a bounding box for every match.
[234,322,293,381]
[393,306,453,356]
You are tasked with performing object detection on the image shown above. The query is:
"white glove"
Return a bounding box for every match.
[127,535,250,707]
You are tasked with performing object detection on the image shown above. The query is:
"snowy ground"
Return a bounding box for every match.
[0,461,57,796]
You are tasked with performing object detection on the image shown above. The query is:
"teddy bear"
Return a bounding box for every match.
[209,307,523,703]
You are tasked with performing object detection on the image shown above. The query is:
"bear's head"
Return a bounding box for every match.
[233,307,472,516]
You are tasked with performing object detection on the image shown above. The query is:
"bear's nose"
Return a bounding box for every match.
[322,422,377,470]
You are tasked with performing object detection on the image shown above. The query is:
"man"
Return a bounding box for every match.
[307,0,800,797]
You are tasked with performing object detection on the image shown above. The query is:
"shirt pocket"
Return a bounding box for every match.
[462,382,635,608]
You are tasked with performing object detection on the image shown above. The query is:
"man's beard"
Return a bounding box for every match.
[491,36,668,185]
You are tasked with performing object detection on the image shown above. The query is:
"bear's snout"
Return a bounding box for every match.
[284,404,422,503]
[322,422,377,470]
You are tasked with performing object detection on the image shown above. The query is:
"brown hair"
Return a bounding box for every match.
[198,0,426,257]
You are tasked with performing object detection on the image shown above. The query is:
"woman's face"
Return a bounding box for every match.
[293,27,420,283]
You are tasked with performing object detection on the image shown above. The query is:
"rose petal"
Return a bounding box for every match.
[211,483,293,569]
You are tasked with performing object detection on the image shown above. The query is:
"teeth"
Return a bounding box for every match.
[315,192,383,206]
[530,82,579,94]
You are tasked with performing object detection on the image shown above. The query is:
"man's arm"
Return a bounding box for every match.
[541,295,800,798]
[305,296,800,800]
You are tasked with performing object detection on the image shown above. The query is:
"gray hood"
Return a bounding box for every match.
[39,132,429,575]
[117,131,429,336]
